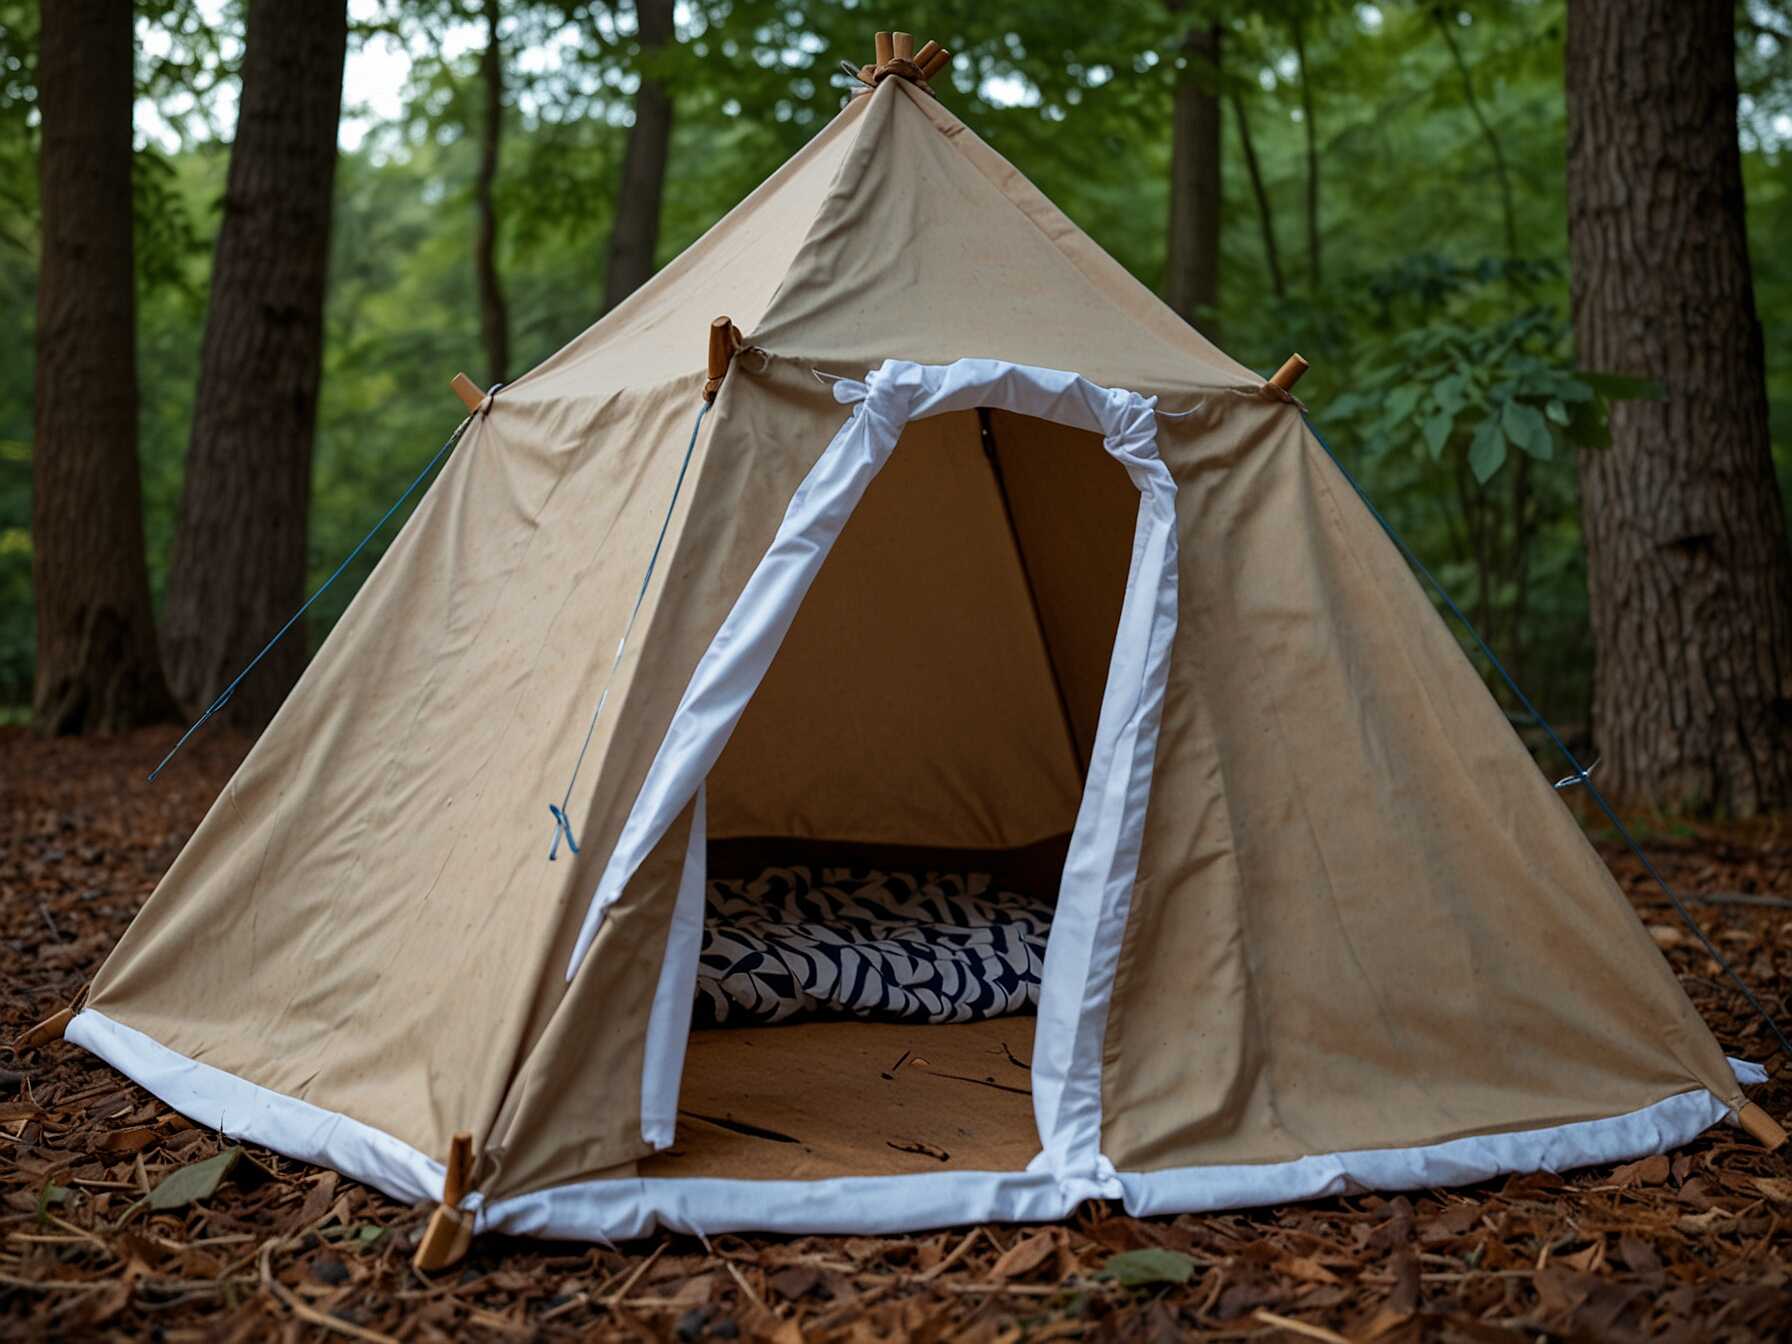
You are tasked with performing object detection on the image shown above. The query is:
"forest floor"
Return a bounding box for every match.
[2,727,1789,1342]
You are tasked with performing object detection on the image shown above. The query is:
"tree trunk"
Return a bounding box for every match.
[1229,89,1285,300]
[1290,10,1321,287]
[31,0,180,734]
[1566,0,1792,814]
[475,0,509,384]
[160,0,348,734]
[1165,11,1222,336]
[601,0,675,312]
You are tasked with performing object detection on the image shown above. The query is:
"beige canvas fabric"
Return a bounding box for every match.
[1101,400,1742,1169]
[79,73,1746,1216]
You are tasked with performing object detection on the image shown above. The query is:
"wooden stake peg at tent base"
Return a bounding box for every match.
[1270,353,1310,392]
[411,1130,475,1271]
[13,1008,73,1052]
[1738,1102,1788,1151]
[450,372,485,413]
[704,316,742,404]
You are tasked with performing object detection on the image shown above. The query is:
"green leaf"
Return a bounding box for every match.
[1421,410,1454,461]
[1501,398,1554,461]
[1580,371,1665,402]
[1469,417,1507,483]
[1432,372,1469,416]
[1383,383,1423,425]
[1100,1248,1196,1287]
[1545,398,1570,426]
[146,1147,272,1212]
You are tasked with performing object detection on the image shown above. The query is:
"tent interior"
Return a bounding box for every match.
[641,407,1143,1182]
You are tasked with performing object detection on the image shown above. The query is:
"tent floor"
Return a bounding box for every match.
[641,1017,1040,1181]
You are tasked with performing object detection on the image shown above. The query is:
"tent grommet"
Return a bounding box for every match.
[412,1130,476,1272]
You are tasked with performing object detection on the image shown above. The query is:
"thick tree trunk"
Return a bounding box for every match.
[31,0,179,734]
[1165,12,1222,336]
[161,0,348,734]
[1566,0,1792,814]
[601,0,675,311]
[475,0,509,384]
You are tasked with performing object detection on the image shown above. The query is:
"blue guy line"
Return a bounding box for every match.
[1302,414,1791,1064]
[548,399,711,860]
[148,412,476,782]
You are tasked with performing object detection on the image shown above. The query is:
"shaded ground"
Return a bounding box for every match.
[2,727,1789,1341]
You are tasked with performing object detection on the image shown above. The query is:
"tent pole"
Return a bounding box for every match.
[1737,1102,1788,1151]
[1269,353,1309,392]
[450,372,485,412]
[13,1008,73,1052]
[412,1130,477,1270]
[704,316,742,403]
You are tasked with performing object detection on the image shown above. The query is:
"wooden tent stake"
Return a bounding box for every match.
[13,1008,73,1053]
[450,372,485,413]
[412,1130,476,1271]
[1738,1102,1788,1151]
[704,316,742,404]
[1269,353,1309,392]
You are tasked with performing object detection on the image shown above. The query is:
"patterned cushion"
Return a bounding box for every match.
[695,867,1052,1027]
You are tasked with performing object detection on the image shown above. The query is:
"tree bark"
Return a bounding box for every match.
[1229,89,1285,300]
[1165,10,1222,336]
[475,0,509,384]
[160,0,348,734]
[31,0,180,734]
[1566,0,1792,814]
[601,0,675,312]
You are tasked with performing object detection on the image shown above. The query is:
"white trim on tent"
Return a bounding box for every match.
[67,1006,1765,1240]
[66,1010,447,1206]
[565,358,1180,1190]
[469,1067,1763,1240]
[640,786,707,1150]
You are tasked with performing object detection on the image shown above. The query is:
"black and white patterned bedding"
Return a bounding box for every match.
[694,867,1052,1027]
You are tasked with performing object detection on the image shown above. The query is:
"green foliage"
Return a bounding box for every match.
[1,0,1790,726]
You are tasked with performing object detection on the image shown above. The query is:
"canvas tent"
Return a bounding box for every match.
[37,50,1781,1264]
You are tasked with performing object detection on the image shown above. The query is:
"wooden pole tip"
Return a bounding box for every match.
[891,31,915,61]
[1269,353,1310,392]
[1738,1101,1788,1151]
[450,372,485,412]
[874,31,894,65]
[14,1008,73,1053]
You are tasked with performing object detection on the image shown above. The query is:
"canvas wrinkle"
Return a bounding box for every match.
[1299,428,1723,1098]
[295,412,585,1144]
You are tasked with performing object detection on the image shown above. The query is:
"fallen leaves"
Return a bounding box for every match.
[2,729,1791,1340]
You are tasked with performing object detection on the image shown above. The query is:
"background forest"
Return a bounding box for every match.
[4,0,1792,793]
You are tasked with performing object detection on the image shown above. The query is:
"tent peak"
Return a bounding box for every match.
[842,30,950,95]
